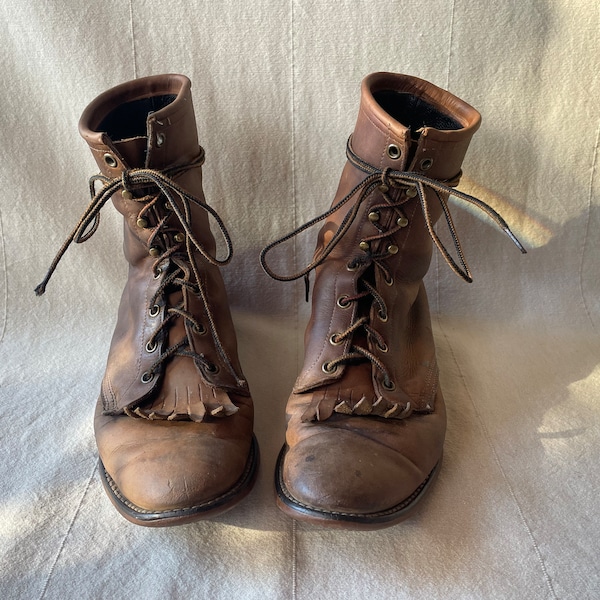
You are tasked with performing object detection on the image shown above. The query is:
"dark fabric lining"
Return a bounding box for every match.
[373,90,462,133]
[99,95,177,141]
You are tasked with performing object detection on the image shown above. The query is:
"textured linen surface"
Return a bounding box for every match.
[1,1,599,599]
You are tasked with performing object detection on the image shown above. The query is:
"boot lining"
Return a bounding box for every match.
[373,90,462,134]
[99,95,177,141]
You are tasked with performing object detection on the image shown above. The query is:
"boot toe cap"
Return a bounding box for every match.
[280,428,433,517]
[95,401,255,518]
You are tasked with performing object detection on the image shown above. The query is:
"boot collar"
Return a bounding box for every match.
[79,74,200,175]
[352,72,481,180]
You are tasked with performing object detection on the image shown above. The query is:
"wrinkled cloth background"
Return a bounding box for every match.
[1,1,599,599]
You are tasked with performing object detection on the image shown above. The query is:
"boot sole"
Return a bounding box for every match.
[98,434,259,527]
[275,444,440,530]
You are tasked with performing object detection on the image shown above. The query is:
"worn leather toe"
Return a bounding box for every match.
[94,397,255,516]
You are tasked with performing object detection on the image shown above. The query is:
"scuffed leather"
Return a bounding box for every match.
[78,75,254,517]
[79,75,249,417]
[282,72,480,518]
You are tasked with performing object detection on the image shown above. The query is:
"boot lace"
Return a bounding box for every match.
[35,149,245,387]
[261,137,526,387]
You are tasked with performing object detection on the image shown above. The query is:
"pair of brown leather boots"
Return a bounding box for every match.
[37,72,524,528]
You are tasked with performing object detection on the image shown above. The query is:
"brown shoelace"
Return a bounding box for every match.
[261,136,526,388]
[35,150,245,388]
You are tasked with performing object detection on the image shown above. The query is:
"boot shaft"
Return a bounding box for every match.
[79,75,217,266]
[76,75,246,416]
[294,73,482,414]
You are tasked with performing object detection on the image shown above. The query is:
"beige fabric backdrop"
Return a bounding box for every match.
[1,1,599,599]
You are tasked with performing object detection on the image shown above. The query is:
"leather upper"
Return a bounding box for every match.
[281,73,480,516]
[79,75,249,421]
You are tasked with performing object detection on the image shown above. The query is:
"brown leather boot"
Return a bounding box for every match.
[36,75,258,526]
[261,72,524,529]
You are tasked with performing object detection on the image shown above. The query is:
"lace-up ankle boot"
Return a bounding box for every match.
[36,75,258,526]
[261,72,524,528]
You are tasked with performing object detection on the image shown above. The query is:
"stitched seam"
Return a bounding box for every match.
[102,440,256,515]
[419,358,438,409]
[279,459,433,518]
[359,104,394,141]
[437,316,559,599]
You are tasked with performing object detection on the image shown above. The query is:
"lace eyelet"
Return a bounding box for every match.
[378,310,388,322]
[420,157,433,171]
[103,153,118,168]
[145,340,158,353]
[329,333,343,346]
[384,275,394,287]
[382,379,396,391]
[337,295,351,309]
[322,362,337,374]
[149,305,160,317]
[193,323,206,335]
[377,341,389,353]
[141,371,154,384]
[204,363,219,374]
[387,144,401,160]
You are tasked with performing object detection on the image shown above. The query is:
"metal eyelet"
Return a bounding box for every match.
[329,333,343,346]
[337,295,351,308]
[204,363,219,374]
[141,371,154,384]
[359,241,370,252]
[156,133,165,147]
[103,153,118,168]
[368,211,380,223]
[420,157,434,171]
[382,379,396,391]
[193,323,206,335]
[377,341,389,353]
[173,232,185,243]
[145,340,158,353]
[322,362,337,374]
[405,187,417,198]
[346,262,359,272]
[384,275,394,287]
[149,305,160,317]
[387,244,399,255]
[397,216,409,228]
[378,310,388,322]
[387,144,401,159]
